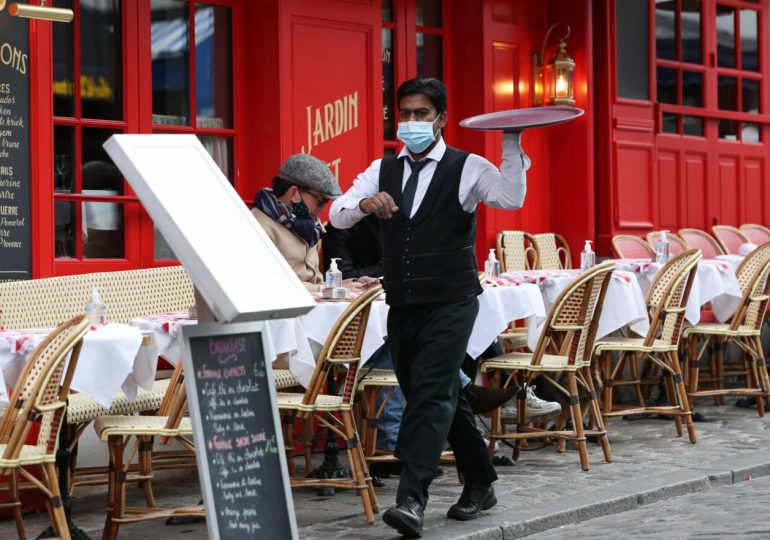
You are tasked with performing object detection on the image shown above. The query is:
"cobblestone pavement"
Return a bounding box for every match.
[2,398,770,539]
[529,473,770,539]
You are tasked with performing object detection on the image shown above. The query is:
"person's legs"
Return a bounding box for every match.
[367,340,405,451]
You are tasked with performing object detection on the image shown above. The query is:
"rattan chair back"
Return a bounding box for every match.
[0,266,194,329]
[732,241,770,332]
[533,233,572,269]
[301,287,382,413]
[646,231,688,256]
[712,225,751,254]
[0,315,89,471]
[529,262,614,367]
[644,250,701,347]
[740,223,770,245]
[611,235,654,259]
[496,231,538,271]
[678,228,725,258]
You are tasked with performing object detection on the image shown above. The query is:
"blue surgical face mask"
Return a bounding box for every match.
[397,116,440,154]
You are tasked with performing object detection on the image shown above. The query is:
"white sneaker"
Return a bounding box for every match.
[500,385,561,425]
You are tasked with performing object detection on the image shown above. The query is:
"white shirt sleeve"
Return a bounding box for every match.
[461,133,531,212]
[329,159,382,229]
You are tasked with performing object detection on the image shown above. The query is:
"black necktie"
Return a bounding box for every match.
[401,158,428,218]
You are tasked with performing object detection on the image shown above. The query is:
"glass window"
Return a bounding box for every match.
[682,116,703,136]
[80,0,122,120]
[195,4,232,129]
[662,113,678,133]
[657,66,677,104]
[742,123,760,143]
[416,0,441,27]
[716,5,736,68]
[740,9,758,71]
[616,0,649,100]
[151,0,190,125]
[382,0,393,22]
[682,71,702,107]
[742,79,760,113]
[52,0,74,117]
[417,33,442,80]
[719,119,738,140]
[382,28,395,140]
[718,75,738,110]
[656,0,676,60]
[680,0,701,64]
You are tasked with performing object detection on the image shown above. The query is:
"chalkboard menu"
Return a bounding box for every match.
[0,13,31,282]
[181,321,298,540]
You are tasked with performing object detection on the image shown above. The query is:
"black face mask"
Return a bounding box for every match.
[290,199,312,219]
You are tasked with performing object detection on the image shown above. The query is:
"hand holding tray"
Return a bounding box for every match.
[459,106,583,133]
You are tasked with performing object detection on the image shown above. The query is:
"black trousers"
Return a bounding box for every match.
[388,296,498,507]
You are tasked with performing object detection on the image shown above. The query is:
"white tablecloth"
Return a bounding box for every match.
[613,259,743,324]
[0,323,144,407]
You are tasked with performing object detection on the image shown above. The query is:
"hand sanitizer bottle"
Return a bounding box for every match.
[87,287,106,324]
[656,230,671,264]
[580,240,595,271]
[484,249,500,280]
[325,258,342,289]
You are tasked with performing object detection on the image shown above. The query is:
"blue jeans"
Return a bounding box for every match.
[367,339,405,451]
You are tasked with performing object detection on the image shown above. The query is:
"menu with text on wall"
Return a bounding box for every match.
[181,321,297,540]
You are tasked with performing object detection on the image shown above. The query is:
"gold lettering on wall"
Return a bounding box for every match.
[301,91,359,154]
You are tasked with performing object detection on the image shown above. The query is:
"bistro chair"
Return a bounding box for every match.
[533,232,572,269]
[481,262,615,471]
[278,286,381,524]
[594,250,701,444]
[496,230,539,271]
[712,225,751,255]
[646,231,689,257]
[678,228,726,259]
[682,242,770,416]
[0,314,89,540]
[611,235,654,259]
[740,223,770,245]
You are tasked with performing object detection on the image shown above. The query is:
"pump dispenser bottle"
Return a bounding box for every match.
[86,287,106,324]
[656,230,671,264]
[484,249,501,280]
[325,258,342,289]
[580,240,595,271]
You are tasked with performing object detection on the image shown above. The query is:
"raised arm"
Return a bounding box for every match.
[465,133,531,211]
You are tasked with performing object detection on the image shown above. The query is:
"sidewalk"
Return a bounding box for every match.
[2,398,769,539]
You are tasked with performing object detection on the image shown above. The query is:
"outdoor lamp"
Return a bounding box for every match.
[532,23,576,106]
[0,0,74,22]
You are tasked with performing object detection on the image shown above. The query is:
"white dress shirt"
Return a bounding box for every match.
[329,133,530,229]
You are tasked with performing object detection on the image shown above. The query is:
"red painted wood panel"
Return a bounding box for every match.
[744,159,764,224]
[684,154,707,229]
[657,151,679,229]
[718,156,739,225]
[615,142,653,227]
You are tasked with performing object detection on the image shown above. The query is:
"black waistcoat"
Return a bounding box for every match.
[379,146,482,306]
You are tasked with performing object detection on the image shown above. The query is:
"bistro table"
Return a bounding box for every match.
[0,323,146,407]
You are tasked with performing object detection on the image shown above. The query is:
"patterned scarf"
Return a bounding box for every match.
[253,188,324,247]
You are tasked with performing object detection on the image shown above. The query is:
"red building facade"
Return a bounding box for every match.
[5,0,769,278]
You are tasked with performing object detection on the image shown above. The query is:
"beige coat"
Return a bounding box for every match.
[251,208,324,292]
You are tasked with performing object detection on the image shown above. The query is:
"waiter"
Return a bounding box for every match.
[330,77,530,537]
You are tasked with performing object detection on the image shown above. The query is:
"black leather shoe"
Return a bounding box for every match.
[447,483,497,521]
[383,497,424,537]
[464,384,518,414]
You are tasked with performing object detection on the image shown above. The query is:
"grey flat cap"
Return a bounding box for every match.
[276,153,342,198]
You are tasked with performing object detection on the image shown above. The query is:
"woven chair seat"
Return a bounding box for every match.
[482,351,581,372]
[357,369,399,388]
[594,336,678,353]
[499,329,529,350]
[67,378,171,424]
[94,415,193,442]
[274,369,301,389]
[0,444,53,466]
[276,392,351,412]
[682,323,758,338]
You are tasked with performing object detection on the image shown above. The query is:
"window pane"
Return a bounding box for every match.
[81,0,122,120]
[382,0,393,21]
[682,71,702,107]
[417,33,442,80]
[152,0,190,125]
[616,0,649,100]
[719,119,738,140]
[742,123,760,143]
[740,10,758,71]
[416,0,442,27]
[54,126,75,193]
[682,115,703,136]
[52,0,74,117]
[662,113,678,133]
[195,4,232,129]
[718,75,738,110]
[657,66,677,104]
[383,147,397,158]
[55,202,76,258]
[154,227,177,260]
[742,79,759,113]
[716,6,736,68]
[656,0,676,60]
[680,0,701,64]
[197,135,233,184]
[382,29,396,140]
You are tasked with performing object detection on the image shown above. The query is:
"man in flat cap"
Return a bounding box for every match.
[252,153,342,292]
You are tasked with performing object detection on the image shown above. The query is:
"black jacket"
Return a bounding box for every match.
[323,215,384,279]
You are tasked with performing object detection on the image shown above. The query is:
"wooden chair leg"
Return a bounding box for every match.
[662,368,683,437]
[582,366,612,463]
[671,350,697,444]
[342,411,376,524]
[44,462,71,540]
[10,470,25,540]
[103,436,124,540]
[302,416,314,472]
[139,436,156,508]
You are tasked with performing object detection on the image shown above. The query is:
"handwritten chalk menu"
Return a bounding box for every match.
[0,13,31,282]
[181,321,298,540]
